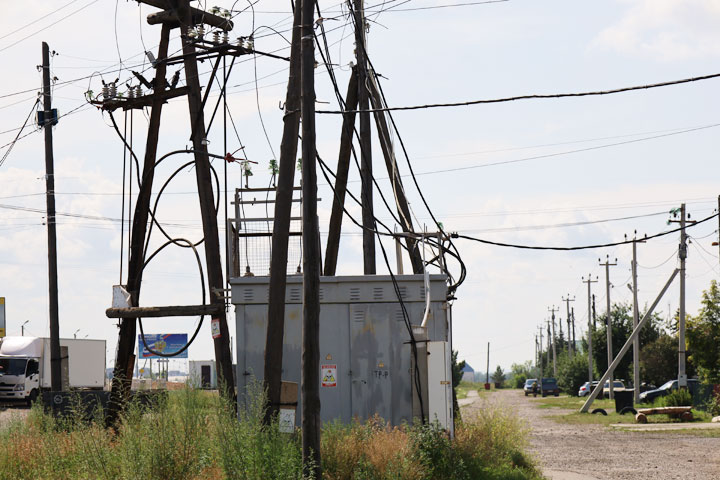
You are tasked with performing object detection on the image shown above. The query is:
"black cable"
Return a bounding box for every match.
[138,238,206,357]
[317,72,720,114]
[453,212,719,251]
[0,98,40,168]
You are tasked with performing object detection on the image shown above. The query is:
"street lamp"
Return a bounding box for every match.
[73,329,80,339]
[21,320,29,336]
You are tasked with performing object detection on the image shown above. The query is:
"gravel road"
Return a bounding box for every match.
[462,389,720,480]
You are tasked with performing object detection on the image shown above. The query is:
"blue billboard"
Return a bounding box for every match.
[138,333,189,359]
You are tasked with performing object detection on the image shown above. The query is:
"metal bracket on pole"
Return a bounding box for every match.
[580,268,679,413]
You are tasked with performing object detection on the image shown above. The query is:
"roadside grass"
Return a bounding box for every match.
[456,381,486,399]
[535,394,712,426]
[0,385,543,480]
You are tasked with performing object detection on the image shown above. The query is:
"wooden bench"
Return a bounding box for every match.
[635,406,693,424]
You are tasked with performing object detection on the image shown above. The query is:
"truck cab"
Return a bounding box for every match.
[0,356,40,404]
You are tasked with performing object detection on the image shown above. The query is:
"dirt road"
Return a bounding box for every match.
[462,389,720,480]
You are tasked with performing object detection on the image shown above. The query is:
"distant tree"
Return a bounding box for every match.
[510,361,535,388]
[556,352,589,395]
[687,280,720,383]
[451,350,465,417]
[491,365,505,388]
[640,334,678,387]
[591,302,662,381]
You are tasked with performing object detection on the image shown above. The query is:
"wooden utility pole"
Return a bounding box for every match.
[582,274,598,383]
[108,24,171,426]
[41,42,62,392]
[263,2,303,425]
[300,0,321,473]
[175,0,234,398]
[599,255,617,399]
[485,341,490,384]
[324,69,358,276]
[562,295,575,357]
[367,78,423,273]
[571,308,576,355]
[108,1,236,424]
[354,0,375,274]
[548,306,558,376]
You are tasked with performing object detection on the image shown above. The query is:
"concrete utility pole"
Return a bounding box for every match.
[582,274,598,383]
[537,324,544,377]
[562,295,575,357]
[41,42,62,392]
[571,307,576,355]
[300,0,321,471]
[546,320,551,377]
[354,0,375,274]
[669,204,694,388]
[548,306,558,377]
[599,255,617,399]
[486,342,490,384]
[630,233,646,402]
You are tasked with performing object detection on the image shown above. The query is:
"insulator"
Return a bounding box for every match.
[135,85,142,97]
[127,88,134,99]
[197,25,205,38]
[102,85,110,100]
[213,31,220,44]
[109,83,117,98]
[246,37,254,50]
[237,36,245,47]
[222,32,229,44]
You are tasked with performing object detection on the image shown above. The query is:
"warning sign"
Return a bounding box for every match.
[211,317,221,339]
[321,364,337,387]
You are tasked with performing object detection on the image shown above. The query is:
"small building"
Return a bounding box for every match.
[461,363,475,383]
[189,360,217,389]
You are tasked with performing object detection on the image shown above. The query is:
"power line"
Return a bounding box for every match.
[0,98,40,168]
[317,72,720,114]
[0,0,83,42]
[452,212,719,251]
[366,0,509,13]
[369,123,720,178]
[0,0,101,54]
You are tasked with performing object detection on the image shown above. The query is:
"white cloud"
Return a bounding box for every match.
[592,0,720,61]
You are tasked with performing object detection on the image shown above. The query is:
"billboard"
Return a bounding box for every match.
[138,333,189,359]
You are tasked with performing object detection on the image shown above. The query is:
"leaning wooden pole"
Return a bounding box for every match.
[367,77,423,274]
[324,68,358,276]
[176,0,234,399]
[263,2,303,425]
[300,0,321,473]
[107,24,171,426]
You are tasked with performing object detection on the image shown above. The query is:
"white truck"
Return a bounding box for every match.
[0,336,106,404]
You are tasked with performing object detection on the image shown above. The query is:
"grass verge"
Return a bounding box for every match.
[0,385,543,480]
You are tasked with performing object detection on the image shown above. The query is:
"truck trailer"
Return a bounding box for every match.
[0,336,106,404]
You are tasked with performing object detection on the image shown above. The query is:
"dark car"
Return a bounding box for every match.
[639,379,699,403]
[541,377,560,397]
[523,378,538,396]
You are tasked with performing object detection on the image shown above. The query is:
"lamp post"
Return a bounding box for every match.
[21,320,29,336]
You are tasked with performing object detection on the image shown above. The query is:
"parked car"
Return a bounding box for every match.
[541,378,560,397]
[523,378,538,396]
[602,380,626,398]
[578,381,599,397]
[639,379,699,404]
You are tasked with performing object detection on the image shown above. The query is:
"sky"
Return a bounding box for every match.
[0,0,718,376]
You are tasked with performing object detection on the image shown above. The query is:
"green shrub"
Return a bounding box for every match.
[661,388,693,407]
[556,353,589,395]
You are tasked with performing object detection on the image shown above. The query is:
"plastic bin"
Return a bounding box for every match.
[614,390,634,413]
